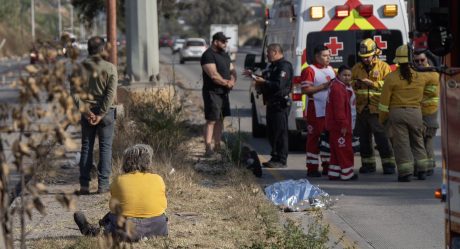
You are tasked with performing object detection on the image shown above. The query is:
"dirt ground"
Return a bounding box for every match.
[9,60,285,249]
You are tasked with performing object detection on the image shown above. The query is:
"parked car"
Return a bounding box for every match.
[171,38,185,54]
[179,38,207,64]
[160,35,173,48]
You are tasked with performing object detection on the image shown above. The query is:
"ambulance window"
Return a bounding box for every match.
[306,30,403,68]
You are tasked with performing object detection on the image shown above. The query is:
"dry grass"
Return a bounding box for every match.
[28,89,283,249]
[23,59,340,248]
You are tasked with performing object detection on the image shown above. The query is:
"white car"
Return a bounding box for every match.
[179,38,207,64]
[171,38,185,53]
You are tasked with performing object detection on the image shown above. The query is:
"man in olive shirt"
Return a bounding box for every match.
[71,36,118,194]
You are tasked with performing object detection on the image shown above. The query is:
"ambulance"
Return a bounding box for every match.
[407,1,460,248]
[244,0,409,148]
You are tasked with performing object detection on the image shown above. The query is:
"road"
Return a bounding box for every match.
[159,47,444,249]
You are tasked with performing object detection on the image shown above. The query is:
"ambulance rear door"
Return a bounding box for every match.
[298,0,409,68]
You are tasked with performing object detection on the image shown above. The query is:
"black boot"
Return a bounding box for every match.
[426,169,434,176]
[307,171,322,177]
[359,166,376,174]
[383,167,395,175]
[417,171,427,180]
[382,163,396,175]
[74,212,100,236]
[398,174,412,182]
[342,173,359,181]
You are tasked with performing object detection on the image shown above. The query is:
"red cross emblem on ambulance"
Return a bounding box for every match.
[325,37,343,56]
[373,35,387,50]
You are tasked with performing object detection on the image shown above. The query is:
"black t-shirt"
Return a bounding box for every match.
[201,48,231,94]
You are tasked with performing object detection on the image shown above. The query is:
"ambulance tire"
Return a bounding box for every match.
[252,101,266,138]
[288,132,305,151]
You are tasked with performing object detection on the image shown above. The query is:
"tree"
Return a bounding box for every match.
[71,0,188,33]
[184,0,250,37]
[71,0,124,31]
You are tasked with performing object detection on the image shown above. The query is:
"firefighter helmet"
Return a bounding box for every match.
[358,38,377,57]
[393,44,409,64]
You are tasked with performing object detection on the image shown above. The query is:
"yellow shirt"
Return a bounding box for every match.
[352,59,392,114]
[110,172,167,218]
[378,68,428,123]
[421,71,440,116]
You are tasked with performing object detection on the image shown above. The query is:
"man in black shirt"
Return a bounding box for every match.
[244,43,293,168]
[201,32,237,156]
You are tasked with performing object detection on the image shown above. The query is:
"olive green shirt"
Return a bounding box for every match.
[72,55,118,115]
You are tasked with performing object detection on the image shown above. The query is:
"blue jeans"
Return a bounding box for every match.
[79,108,115,191]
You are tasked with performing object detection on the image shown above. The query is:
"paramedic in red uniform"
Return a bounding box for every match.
[325,65,357,181]
[301,45,336,177]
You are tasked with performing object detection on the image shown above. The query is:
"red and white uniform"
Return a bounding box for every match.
[325,78,354,180]
[301,64,336,173]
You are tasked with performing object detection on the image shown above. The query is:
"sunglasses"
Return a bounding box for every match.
[414,59,426,63]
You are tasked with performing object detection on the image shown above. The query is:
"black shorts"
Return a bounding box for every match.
[202,90,231,121]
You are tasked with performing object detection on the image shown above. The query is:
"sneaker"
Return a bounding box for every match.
[74,211,100,236]
[262,159,278,167]
[321,166,329,175]
[96,188,110,194]
[76,187,90,196]
[398,174,412,182]
[342,174,358,181]
[204,149,216,158]
[263,161,287,168]
[306,171,322,177]
[359,167,376,174]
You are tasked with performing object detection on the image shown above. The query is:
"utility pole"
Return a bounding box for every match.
[107,0,117,65]
[126,0,160,83]
[31,0,35,42]
[70,4,74,35]
[58,0,62,38]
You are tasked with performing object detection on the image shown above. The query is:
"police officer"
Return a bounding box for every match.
[71,36,118,194]
[379,45,431,182]
[414,51,440,176]
[352,38,396,174]
[244,43,293,168]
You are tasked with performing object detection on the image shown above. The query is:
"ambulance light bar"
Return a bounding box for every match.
[335,5,350,18]
[358,4,373,17]
[383,4,398,17]
[310,6,325,19]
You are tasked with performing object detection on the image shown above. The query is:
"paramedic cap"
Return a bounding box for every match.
[212,32,231,42]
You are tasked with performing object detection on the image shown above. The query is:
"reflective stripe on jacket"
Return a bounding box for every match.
[351,58,391,114]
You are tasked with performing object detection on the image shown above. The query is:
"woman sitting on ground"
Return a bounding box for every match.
[73,144,168,241]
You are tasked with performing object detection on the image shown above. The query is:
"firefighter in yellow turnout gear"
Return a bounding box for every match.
[378,45,431,182]
[413,51,440,176]
[352,38,396,174]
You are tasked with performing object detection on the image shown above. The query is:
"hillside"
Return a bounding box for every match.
[0,0,72,57]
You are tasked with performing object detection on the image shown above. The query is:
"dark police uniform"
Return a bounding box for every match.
[262,58,293,165]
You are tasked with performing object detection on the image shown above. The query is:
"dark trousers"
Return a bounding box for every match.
[100,212,168,241]
[266,105,289,164]
[79,108,115,191]
[356,109,395,169]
